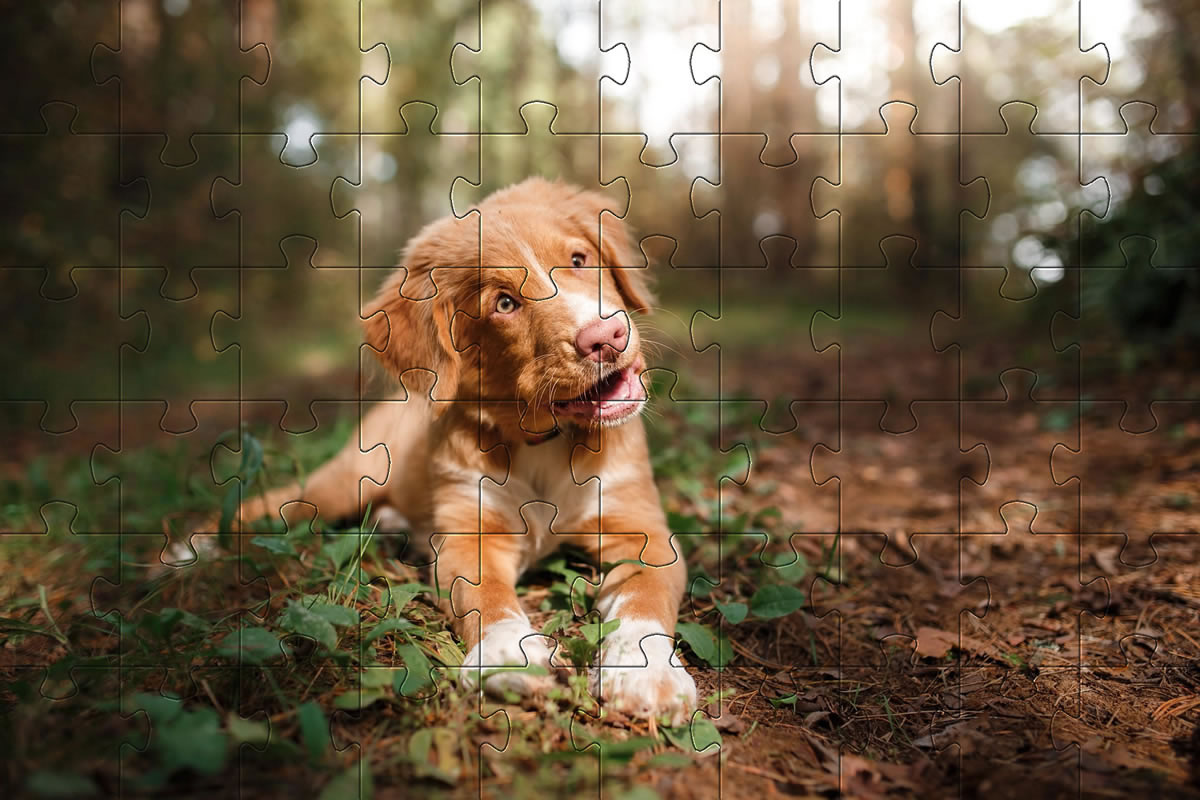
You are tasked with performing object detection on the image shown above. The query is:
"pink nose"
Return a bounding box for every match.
[575,315,629,362]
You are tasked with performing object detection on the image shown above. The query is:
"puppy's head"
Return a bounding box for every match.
[364,178,653,432]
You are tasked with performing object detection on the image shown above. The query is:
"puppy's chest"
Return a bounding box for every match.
[481,436,601,553]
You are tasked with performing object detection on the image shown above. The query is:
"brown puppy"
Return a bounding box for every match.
[240,178,697,722]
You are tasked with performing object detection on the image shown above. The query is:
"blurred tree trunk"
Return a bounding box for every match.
[783,0,818,267]
[1152,0,1200,130]
[887,0,922,287]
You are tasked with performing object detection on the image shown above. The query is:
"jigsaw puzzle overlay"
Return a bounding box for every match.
[3,1,1199,798]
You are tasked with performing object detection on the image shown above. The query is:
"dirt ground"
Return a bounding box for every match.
[2,331,1199,800]
[652,338,1200,799]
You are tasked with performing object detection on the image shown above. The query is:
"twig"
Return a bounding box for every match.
[37,584,70,648]
[727,761,796,784]
[730,638,791,671]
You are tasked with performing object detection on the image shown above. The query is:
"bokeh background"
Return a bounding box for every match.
[2,2,1200,798]
[2,0,1198,443]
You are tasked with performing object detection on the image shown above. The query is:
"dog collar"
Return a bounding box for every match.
[523,428,560,446]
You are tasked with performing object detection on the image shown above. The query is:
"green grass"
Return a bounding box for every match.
[0,396,812,797]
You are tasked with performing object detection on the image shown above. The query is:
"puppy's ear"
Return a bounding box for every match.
[363,269,462,398]
[575,190,656,314]
[363,219,479,398]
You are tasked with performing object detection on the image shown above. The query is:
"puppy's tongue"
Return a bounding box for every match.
[554,366,645,421]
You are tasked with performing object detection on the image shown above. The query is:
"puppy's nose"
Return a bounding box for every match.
[575,315,629,362]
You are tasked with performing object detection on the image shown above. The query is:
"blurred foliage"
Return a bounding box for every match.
[1,0,1199,425]
[1056,150,1200,353]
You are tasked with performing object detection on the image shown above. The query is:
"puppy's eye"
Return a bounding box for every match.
[495,293,519,314]
[570,252,587,268]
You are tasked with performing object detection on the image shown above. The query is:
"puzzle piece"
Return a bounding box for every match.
[0,503,122,676]
[211,134,358,267]
[812,103,989,267]
[809,531,993,672]
[689,1,840,158]
[90,400,241,536]
[958,501,1109,673]
[240,0,389,137]
[0,268,148,432]
[1052,400,1199,570]
[811,236,960,431]
[717,399,839,529]
[1081,2,1198,133]
[212,400,392,535]
[209,236,366,432]
[119,267,239,433]
[119,134,240,299]
[436,507,566,697]
[959,369,1080,534]
[691,134,839,265]
[450,102,625,218]
[812,401,989,541]
[2,1,120,133]
[931,266,1080,401]
[961,102,1110,283]
[1081,102,1199,265]
[451,0,627,133]
[0,404,120,534]
[1051,236,1200,431]
[1079,531,1200,669]
[810,0,959,132]
[361,0,480,134]
[332,102,479,268]
[91,0,269,165]
[0,103,149,299]
[931,0,1110,133]
[600,0,718,145]
[600,134,718,266]
[358,250,488,407]
[690,238,839,414]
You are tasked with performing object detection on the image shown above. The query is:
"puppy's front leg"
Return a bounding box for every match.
[585,523,698,725]
[433,530,556,699]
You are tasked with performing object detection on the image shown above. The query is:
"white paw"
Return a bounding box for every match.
[460,615,557,699]
[368,506,411,532]
[589,620,698,725]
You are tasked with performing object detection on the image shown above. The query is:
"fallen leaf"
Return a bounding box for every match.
[914,626,958,659]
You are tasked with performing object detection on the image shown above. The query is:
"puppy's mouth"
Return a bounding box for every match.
[552,360,646,425]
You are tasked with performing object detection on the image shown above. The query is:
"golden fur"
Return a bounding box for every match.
[240,178,697,722]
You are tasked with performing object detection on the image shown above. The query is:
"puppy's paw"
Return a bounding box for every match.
[589,621,698,726]
[460,616,557,699]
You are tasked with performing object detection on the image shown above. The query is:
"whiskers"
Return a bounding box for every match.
[634,323,690,365]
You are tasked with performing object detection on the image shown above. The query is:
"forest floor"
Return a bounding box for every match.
[2,326,1199,799]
